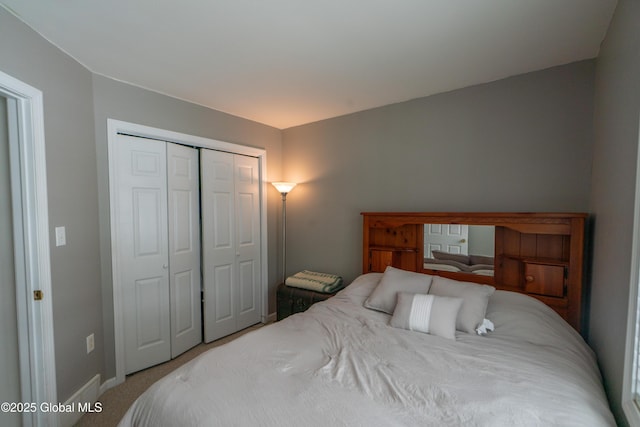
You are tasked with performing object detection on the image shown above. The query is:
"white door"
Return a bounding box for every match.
[201,150,236,341]
[233,154,261,330]
[0,95,21,427]
[167,143,202,358]
[201,149,261,342]
[424,224,469,258]
[114,135,172,374]
[1,72,57,427]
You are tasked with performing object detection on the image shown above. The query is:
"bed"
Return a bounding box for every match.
[119,270,615,426]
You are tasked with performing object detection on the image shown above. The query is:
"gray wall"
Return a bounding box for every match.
[468,226,495,257]
[282,60,595,284]
[589,0,640,424]
[0,9,103,402]
[91,75,283,379]
[0,7,285,400]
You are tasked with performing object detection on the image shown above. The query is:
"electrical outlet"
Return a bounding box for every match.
[86,333,95,354]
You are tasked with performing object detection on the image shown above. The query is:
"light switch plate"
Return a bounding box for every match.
[86,333,95,354]
[55,226,66,247]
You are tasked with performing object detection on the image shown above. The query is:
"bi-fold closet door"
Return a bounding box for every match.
[201,149,261,343]
[114,135,202,374]
[114,134,262,374]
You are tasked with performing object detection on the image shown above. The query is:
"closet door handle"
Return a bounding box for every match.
[162,264,168,269]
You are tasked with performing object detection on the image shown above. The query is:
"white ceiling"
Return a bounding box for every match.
[2,0,617,129]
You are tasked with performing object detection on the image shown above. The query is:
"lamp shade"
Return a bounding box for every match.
[272,182,297,194]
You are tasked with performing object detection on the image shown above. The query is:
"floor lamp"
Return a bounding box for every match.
[272,182,297,284]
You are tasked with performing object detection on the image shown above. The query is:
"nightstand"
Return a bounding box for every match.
[276,283,338,320]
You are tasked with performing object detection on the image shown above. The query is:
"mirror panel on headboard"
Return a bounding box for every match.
[362,212,588,334]
[423,224,495,277]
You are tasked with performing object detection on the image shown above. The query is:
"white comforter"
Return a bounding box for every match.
[119,273,615,426]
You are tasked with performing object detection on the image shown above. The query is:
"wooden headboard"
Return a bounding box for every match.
[362,212,588,333]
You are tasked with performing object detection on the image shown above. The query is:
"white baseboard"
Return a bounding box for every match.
[100,376,120,394]
[266,312,277,323]
[58,374,101,427]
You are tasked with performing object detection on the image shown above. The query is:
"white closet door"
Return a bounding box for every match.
[201,150,261,342]
[167,143,202,358]
[114,135,171,375]
[234,154,261,330]
[201,150,236,342]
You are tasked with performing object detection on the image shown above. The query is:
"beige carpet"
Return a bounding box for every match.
[75,323,263,427]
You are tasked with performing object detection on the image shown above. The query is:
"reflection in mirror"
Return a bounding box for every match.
[423,224,495,276]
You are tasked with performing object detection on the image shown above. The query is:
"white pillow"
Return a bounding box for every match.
[428,276,495,333]
[390,292,463,340]
[364,266,434,314]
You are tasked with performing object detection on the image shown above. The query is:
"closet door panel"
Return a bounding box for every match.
[234,155,261,329]
[167,143,202,358]
[174,270,197,332]
[134,276,166,347]
[132,189,163,256]
[237,193,255,246]
[212,193,233,248]
[213,264,234,321]
[202,150,238,342]
[115,135,171,375]
[238,259,257,315]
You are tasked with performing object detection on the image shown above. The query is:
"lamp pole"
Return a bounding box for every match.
[272,182,296,284]
[280,191,288,284]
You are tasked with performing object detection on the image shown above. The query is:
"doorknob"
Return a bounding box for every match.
[162,264,168,269]
[459,239,466,243]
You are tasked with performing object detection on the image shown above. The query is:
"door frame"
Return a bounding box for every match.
[107,119,268,385]
[0,71,58,426]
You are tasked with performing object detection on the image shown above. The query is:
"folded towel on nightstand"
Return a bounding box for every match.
[285,270,344,294]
